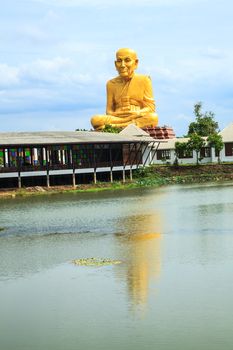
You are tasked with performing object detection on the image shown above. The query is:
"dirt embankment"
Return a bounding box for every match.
[152,164,233,177]
[147,164,233,185]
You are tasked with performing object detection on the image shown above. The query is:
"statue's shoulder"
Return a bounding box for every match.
[107,77,122,85]
[134,74,152,82]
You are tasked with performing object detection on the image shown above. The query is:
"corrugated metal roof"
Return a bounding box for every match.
[0,130,154,146]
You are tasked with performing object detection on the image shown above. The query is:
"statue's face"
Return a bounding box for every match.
[115,50,138,79]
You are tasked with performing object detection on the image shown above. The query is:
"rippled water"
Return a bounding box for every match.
[1,183,233,350]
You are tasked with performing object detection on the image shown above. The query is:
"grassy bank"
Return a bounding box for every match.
[134,163,233,186]
[1,163,233,198]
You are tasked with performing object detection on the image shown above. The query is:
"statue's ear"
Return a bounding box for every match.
[135,59,139,69]
[114,60,120,71]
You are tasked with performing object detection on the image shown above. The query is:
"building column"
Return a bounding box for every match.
[93,168,97,184]
[122,167,126,183]
[109,144,113,183]
[46,147,50,187]
[129,166,133,181]
[71,146,76,187]
[33,148,38,165]
[17,148,21,188]
[93,144,97,184]
[72,169,76,187]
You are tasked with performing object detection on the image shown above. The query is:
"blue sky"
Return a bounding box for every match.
[0,0,233,135]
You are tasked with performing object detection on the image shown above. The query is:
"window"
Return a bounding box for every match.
[73,144,95,166]
[0,149,4,167]
[177,149,193,159]
[225,143,233,157]
[157,150,171,160]
[200,147,211,158]
[8,149,17,167]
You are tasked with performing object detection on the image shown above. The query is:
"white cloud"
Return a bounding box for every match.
[18,25,48,43]
[200,47,226,60]
[175,114,192,122]
[7,10,61,48]
[0,64,19,86]
[0,56,108,91]
[24,57,72,74]
[43,10,60,22]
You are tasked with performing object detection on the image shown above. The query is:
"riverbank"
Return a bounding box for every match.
[1,163,233,198]
[136,163,233,186]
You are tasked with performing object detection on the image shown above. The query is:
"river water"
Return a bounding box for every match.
[1,183,233,350]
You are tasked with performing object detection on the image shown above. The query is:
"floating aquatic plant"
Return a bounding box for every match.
[72,258,122,266]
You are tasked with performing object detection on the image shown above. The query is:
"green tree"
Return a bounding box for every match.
[174,141,188,165]
[187,133,205,165]
[207,133,224,164]
[102,124,121,133]
[188,102,219,136]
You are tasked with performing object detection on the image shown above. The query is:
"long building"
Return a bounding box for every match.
[0,129,161,189]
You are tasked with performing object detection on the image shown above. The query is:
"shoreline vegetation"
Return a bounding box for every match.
[1,163,233,198]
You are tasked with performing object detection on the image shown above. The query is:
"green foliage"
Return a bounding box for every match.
[175,141,188,159]
[134,165,154,178]
[188,102,219,136]
[207,133,224,163]
[174,141,194,165]
[134,166,167,186]
[187,133,205,165]
[102,124,122,133]
[207,133,224,150]
[173,157,179,166]
[175,141,187,153]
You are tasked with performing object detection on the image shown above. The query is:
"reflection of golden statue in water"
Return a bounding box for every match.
[91,48,159,130]
[126,231,161,309]
[115,211,162,310]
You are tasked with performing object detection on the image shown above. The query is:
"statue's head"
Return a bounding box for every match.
[115,48,139,80]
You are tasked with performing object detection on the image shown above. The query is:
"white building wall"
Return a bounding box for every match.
[149,147,215,165]
[143,139,233,166]
[142,145,152,165]
[142,124,233,166]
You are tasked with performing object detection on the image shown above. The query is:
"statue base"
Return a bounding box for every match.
[142,126,176,139]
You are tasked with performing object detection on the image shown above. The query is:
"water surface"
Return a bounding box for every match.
[1,183,233,350]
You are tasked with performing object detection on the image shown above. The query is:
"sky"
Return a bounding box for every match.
[0,0,233,136]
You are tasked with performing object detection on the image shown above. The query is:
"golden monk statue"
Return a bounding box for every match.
[91,48,158,130]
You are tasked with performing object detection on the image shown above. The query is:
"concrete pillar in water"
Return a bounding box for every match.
[110,168,113,183]
[72,169,76,187]
[122,167,126,183]
[46,171,50,188]
[130,166,133,181]
[18,173,21,188]
[46,148,50,187]
[94,169,97,184]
